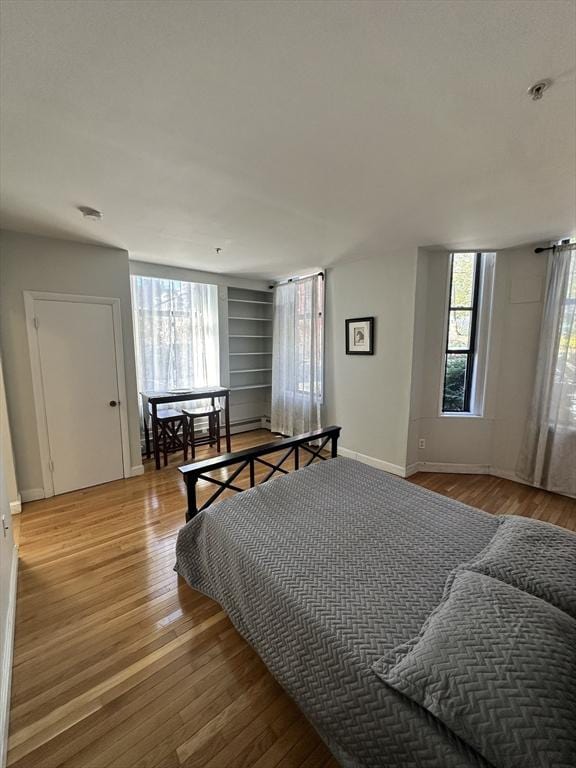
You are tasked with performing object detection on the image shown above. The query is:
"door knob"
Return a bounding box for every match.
[109,400,118,407]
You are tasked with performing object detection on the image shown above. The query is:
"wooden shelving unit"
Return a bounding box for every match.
[227,287,273,431]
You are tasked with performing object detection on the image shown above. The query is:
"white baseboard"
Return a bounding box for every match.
[9,495,21,515]
[0,546,18,768]
[408,463,567,494]
[489,468,568,495]
[413,462,530,484]
[19,488,45,503]
[490,468,522,483]
[337,447,408,478]
[130,465,145,477]
[416,462,492,475]
[337,452,518,483]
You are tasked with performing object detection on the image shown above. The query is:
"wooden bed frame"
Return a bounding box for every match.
[179,425,342,521]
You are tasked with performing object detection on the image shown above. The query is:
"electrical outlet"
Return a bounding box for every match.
[418,438,426,450]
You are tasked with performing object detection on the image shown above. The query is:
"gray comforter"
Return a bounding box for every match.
[175,457,499,768]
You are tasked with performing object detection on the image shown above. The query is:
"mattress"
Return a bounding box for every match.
[175,457,500,768]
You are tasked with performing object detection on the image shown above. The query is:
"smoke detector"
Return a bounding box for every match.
[78,205,102,220]
[527,79,552,101]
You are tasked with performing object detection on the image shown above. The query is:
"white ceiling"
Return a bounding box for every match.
[1,0,575,279]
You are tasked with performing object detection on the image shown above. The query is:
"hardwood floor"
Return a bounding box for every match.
[8,430,576,767]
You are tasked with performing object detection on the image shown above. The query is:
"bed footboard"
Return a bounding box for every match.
[178,425,342,521]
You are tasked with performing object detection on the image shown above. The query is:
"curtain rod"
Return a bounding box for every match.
[269,271,324,289]
[535,241,575,254]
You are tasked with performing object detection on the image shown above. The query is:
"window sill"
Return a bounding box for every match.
[439,413,485,419]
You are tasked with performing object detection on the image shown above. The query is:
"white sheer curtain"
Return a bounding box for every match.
[517,244,576,497]
[271,274,324,436]
[131,275,220,396]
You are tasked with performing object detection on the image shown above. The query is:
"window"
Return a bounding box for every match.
[271,273,324,435]
[295,276,324,397]
[131,275,219,395]
[442,253,482,413]
[554,240,576,426]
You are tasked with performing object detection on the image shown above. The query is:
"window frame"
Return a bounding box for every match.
[442,252,482,414]
[293,274,325,401]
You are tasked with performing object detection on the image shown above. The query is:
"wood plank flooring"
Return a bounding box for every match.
[9,430,576,767]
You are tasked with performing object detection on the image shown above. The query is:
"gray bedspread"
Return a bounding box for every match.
[175,457,499,768]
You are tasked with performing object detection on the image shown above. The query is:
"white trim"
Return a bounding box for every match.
[130,465,145,477]
[470,252,496,415]
[437,253,453,415]
[24,291,132,498]
[490,468,521,483]
[490,467,541,487]
[24,292,54,497]
[437,413,488,419]
[491,468,575,499]
[409,462,541,484]
[20,488,45,503]
[109,300,133,484]
[334,451,574,498]
[0,546,18,768]
[9,495,21,515]
[337,446,407,477]
[417,462,492,474]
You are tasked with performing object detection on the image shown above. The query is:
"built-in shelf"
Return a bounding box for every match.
[227,287,273,431]
[228,299,273,305]
[231,368,272,373]
[231,384,272,391]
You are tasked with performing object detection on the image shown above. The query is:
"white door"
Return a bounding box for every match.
[34,299,125,494]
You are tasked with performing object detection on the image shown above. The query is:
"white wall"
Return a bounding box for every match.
[324,249,418,472]
[0,230,142,497]
[0,228,552,492]
[406,249,430,468]
[408,243,547,476]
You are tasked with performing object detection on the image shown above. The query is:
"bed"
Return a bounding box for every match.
[175,429,576,768]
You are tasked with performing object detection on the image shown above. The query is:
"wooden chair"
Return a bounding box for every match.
[153,408,187,467]
[182,405,222,461]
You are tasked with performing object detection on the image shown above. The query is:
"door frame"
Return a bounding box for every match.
[24,291,132,498]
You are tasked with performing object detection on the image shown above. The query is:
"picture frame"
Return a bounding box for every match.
[345,317,375,355]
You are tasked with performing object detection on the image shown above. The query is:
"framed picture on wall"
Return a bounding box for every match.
[345,317,374,355]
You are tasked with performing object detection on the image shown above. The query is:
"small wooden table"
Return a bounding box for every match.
[140,387,231,470]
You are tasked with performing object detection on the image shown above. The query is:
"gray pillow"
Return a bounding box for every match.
[373,571,576,768]
[466,515,576,618]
